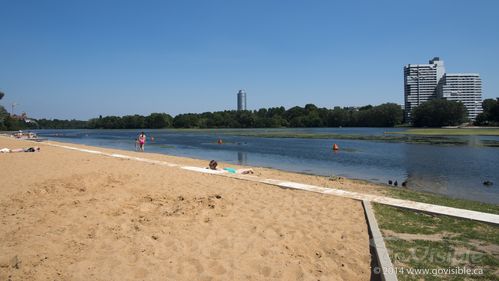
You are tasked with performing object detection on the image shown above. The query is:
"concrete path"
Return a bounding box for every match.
[42,141,499,225]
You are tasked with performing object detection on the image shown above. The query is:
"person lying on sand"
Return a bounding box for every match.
[0,147,40,153]
[207,160,254,174]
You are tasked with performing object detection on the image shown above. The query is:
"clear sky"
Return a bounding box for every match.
[1,0,498,120]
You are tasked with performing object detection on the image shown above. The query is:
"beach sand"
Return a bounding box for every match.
[0,137,372,280]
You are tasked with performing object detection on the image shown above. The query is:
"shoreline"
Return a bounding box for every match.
[4,134,498,207]
[0,136,372,280]
[16,130,499,204]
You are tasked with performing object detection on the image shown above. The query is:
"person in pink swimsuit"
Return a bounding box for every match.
[138,132,146,152]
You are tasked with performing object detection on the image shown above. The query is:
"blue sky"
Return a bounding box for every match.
[1,0,498,120]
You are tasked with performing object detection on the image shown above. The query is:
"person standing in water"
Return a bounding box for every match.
[138,132,146,152]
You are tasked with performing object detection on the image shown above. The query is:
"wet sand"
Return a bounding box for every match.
[0,136,371,280]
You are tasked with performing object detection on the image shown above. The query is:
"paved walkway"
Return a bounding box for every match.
[44,142,499,225]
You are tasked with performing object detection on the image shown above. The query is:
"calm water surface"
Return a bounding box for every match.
[35,128,499,204]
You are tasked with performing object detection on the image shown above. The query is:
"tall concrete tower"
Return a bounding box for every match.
[237,90,247,111]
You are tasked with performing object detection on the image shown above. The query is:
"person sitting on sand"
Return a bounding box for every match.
[0,147,40,153]
[208,160,254,174]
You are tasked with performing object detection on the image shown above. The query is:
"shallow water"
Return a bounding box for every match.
[35,128,499,204]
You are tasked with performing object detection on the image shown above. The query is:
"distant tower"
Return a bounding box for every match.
[237,90,247,111]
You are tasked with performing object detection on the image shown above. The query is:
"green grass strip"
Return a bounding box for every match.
[373,203,499,281]
[385,188,499,215]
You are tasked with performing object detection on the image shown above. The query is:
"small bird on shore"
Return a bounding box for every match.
[394,181,398,187]
[388,180,393,185]
[401,181,407,187]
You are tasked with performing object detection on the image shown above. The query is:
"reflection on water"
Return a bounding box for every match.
[237,151,248,165]
[404,143,499,203]
[35,128,499,204]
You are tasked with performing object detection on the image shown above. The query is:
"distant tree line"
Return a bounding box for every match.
[65,103,404,129]
[87,113,174,129]
[475,98,499,126]
[171,103,403,128]
[36,119,88,129]
[2,96,498,130]
[0,102,404,130]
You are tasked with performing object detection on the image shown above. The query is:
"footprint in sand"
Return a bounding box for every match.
[177,258,204,274]
[261,266,272,277]
[259,248,269,257]
[133,267,149,279]
[208,260,227,275]
[138,202,157,212]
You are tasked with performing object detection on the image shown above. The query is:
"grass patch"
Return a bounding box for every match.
[385,188,499,215]
[373,203,499,280]
[373,204,498,244]
[390,128,499,136]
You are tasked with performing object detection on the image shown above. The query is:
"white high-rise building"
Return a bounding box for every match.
[403,57,445,122]
[404,57,483,122]
[436,74,483,120]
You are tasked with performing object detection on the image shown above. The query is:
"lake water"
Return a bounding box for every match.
[34,128,499,204]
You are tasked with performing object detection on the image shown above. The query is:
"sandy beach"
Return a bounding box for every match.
[0,136,371,280]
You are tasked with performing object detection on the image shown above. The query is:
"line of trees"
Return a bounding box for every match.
[171,103,403,128]
[35,119,87,129]
[2,94,499,130]
[81,103,404,129]
[0,101,404,130]
[87,113,174,129]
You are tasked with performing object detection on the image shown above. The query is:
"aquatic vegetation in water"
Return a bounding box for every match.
[222,131,499,148]
[389,128,499,136]
[157,144,176,149]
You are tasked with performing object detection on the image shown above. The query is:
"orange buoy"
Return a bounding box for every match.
[217,139,223,144]
[332,143,339,151]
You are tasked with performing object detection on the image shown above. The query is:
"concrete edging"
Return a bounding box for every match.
[363,200,398,281]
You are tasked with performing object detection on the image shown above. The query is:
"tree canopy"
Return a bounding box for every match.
[475,98,499,125]
[170,103,403,129]
[411,99,468,127]
[86,113,174,129]
[0,92,8,130]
